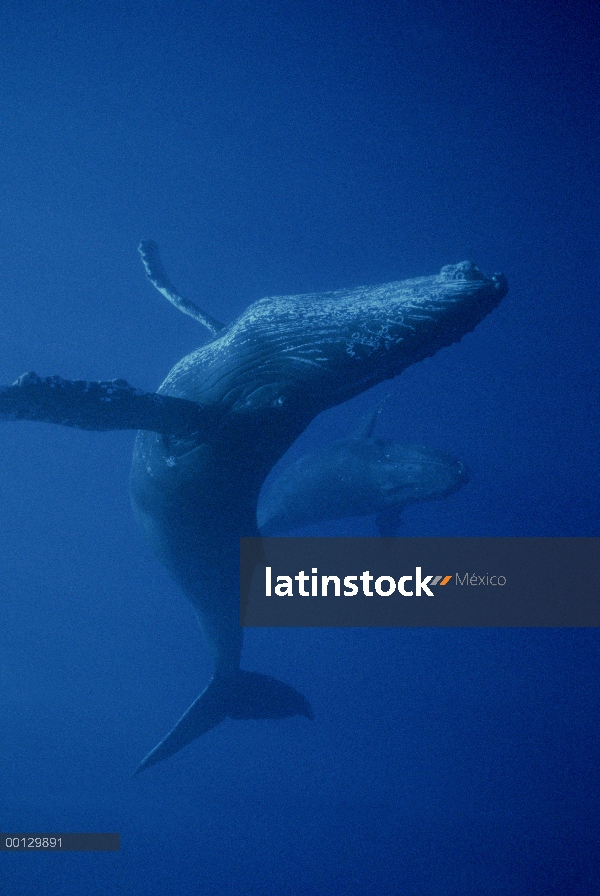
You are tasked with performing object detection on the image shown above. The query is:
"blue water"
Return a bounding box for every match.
[0,2,598,893]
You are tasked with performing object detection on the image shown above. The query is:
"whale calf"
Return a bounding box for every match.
[0,245,506,770]
[258,405,469,536]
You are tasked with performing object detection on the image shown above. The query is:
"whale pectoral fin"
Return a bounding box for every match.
[138,239,225,335]
[353,394,390,441]
[0,373,213,438]
[134,672,313,774]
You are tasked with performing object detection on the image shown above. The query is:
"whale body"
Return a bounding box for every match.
[0,250,507,771]
[258,407,469,536]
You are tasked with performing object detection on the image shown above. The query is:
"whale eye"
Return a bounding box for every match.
[234,383,285,411]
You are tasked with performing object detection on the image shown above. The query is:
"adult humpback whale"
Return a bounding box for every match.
[0,245,507,771]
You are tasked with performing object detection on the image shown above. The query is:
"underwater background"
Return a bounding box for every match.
[0,1,598,893]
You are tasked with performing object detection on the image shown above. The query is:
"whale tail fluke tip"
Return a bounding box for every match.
[134,671,312,774]
[228,670,313,721]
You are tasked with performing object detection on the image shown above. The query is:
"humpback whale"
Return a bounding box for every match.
[257,405,469,536]
[0,243,507,771]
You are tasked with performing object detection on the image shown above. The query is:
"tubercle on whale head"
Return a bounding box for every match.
[436,261,507,301]
[259,261,507,400]
[440,261,507,304]
[440,261,485,280]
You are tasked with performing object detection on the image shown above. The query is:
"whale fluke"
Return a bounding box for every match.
[134,671,313,774]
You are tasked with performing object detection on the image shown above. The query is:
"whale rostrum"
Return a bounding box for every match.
[0,245,507,771]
